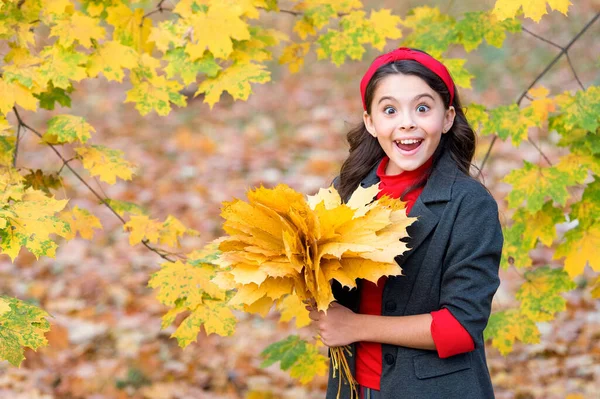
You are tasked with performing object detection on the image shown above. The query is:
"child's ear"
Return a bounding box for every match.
[443,106,456,134]
[363,111,377,138]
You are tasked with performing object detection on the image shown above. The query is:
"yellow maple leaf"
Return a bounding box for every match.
[369,9,402,51]
[293,19,316,40]
[86,2,104,17]
[185,2,251,60]
[37,45,88,90]
[123,214,162,246]
[50,11,106,48]
[279,42,311,74]
[41,0,73,20]
[492,0,571,22]
[277,295,311,328]
[528,86,556,124]
[148,20,188,53]
[87,40,139,82]
[0,78,38,115]
[0,169,26,203]
[554,224,600,278]
[125,74,187,116]
[171,299,236,346]
[159,215,200,247]
[105,3,153,53]
[195,62,270,109]
[148,259,226,306]
[74,144,136,184]
[59,205,103,240]
[0,190,70,261]
[41,114,96,144]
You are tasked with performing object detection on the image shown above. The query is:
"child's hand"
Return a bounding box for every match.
[306,301,359,347]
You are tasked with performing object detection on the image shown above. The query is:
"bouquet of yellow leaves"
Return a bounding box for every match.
[215,182,416,398]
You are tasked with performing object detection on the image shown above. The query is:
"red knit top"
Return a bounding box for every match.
[355,155,475,391]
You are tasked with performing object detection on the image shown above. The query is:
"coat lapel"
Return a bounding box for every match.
[358,150,458,264]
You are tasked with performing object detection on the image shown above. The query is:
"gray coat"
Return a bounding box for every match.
[326,149,503,399]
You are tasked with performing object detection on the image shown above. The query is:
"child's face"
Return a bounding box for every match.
[363,73,455,175]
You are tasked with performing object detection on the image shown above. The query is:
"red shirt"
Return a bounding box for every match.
[355,155,474,391]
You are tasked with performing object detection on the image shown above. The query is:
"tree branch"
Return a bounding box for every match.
[527,134,553,166]
[565,52,585,90]
[12,123,21,167]
[477,12,599,177]
[12,107,179,263]
[522,26,563,50]
[278,8,349,17]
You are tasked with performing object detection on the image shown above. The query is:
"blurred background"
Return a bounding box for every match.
[1,0,599,398]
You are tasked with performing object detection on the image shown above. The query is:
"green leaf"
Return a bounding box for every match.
[0,295,51,367]
[554,86,600,132]
[164,48,222,86]
[501,202,564,268]
[503,161,572,213]
[170,296,237,347]
[516,266,577,322]
[37,45,88,90]
[400,6,457,58]
[455,11,521,52]
[260,335,328,384]
[34,83,73,110]
[125,75,187,116]
[441,58,473,89]
[482,104,536,146]
[465,103,489,133]
[42,114,95,144]
[484,309,540,355]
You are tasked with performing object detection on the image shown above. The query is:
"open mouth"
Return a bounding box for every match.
[394,139,423,152]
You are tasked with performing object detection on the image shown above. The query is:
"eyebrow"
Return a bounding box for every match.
[377,93,435,105]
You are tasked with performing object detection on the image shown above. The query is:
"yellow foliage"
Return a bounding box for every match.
[194,62,270,109]
[277,294,312,328]
[0,78,38,115]
[528,86,556,124]
[75,144,137,184]
[59,205,103,240]
[279,42,311,73]
[123,215,163,246]
[216,183,415,313]
[554,225,600,278]
[50,11,106,48]
[492,0,571,22]
[183,1,252,60]
[87,41,139,82]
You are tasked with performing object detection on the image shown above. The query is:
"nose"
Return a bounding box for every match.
[398,112,416,130]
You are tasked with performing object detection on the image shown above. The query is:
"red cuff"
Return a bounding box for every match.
[430,308,475,358]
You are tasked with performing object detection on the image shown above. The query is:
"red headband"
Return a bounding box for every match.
[360,47,455,111]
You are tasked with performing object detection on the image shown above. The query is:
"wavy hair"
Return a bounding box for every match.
[336,48,480,203]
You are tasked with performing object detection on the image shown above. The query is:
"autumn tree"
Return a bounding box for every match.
[0,0,598,392]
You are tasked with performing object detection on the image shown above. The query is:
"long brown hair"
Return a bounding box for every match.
[337,48,479,203]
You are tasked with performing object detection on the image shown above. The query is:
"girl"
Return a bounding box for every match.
[307,47,503,399]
